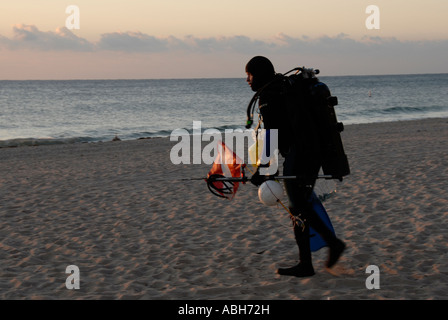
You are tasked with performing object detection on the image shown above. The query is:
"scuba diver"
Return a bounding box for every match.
[245,56,346,277]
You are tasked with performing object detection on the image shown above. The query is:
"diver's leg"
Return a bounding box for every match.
[303,207,346,268]
[283,177,345,271]
[277,213,315,277]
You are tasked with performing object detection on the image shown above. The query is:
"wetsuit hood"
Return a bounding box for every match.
[246,56,276,91]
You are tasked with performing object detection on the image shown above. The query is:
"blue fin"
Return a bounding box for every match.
[309,192,336,252]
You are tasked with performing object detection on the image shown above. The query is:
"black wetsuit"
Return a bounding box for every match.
[258,77,344,276]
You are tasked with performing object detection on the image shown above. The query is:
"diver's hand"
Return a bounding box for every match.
[250,170,265,187]
[250,168,280,187]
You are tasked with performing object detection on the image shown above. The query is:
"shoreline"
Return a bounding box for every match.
[2,116,448,149]
[1,117,447,299]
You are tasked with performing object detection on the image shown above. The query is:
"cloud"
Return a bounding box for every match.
[96,32,275,54]
[180,35,274,54]
[2,24,448,57]
[1,25,447,77]
[269,33,448,75]
[0,25,281,55]
[97,31,171,52]
[1,24,94,51]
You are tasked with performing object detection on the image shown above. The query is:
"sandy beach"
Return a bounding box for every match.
[1,117,447,300]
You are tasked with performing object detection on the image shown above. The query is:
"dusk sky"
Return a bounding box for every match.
[1,0,447,79]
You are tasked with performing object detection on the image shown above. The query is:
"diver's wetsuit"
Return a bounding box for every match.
[258,77,345,277]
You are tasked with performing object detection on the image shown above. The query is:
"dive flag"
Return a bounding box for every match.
[207,141,244,199]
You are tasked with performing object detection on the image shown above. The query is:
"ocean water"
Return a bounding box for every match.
[0,73,447,147]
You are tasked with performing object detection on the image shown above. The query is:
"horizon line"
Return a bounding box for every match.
[1,71,447,82]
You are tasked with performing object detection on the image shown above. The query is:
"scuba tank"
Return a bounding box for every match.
[307,80,350,180]
[246,67,350,181]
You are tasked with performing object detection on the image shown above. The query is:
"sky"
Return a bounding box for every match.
[0,0,447,80]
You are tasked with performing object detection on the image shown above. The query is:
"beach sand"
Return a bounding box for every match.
[1,118,447,300]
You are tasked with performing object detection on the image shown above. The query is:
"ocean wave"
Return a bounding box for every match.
[174,124,246,134]
[0,125,249,148]
[0,137,96,148]
[379,105,447,115]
